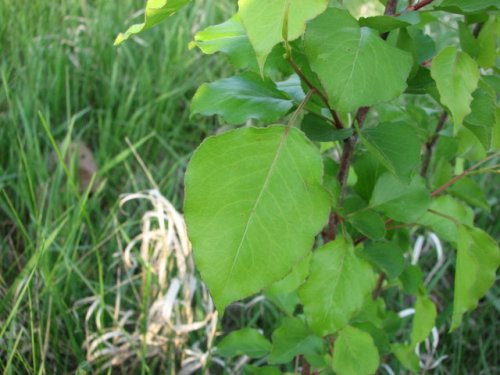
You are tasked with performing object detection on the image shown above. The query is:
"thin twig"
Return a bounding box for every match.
[286,57,345,130]
[431,153,499,197]
[326,107,370,241]
[420,112,448,177]
[372,273,386,300]
[288,89,316,127]
[337,107,370,202]
[427,209,461,225]
[384,0,399,16]
[408,0,435,11]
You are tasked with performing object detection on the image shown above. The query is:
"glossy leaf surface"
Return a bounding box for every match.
[191,73,293,124]
[305,9,412,112]
[185,126,331,310]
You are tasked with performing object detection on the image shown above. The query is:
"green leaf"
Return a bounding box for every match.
[351,322,391,355]
[353,154,387,202]
[305,9,412,112]
[457,126,487,161]
[190,15,287,72]
[393,344,420,373]
[458,22,479,58]
[400,265,423,296]
[360,122,421,180]
[268,317,324,364]
[370,173,431,223]
[411,293,436,346]
[493,107,500,150]
[331,326,379,375]
[348,211,386,241]
[238,0,329,72]
[449,178,490,211]
[302,114,354,142]
[114,0,191,45]
[276,75,306,103]
[190,15,257,70]
[464,87,497,149]
[358,15,411,33]
[191,72,293,125]
[431,46,480,133]
[407,67,435,94]
[357,242,405,279]
[451,226,500,330]
[184,126,331,310]
[264,254,311,314]
[477,17,499,69]
[299,237,375,336]
[417,195,474,243]
[217,328,271,358]
[438,0,500,13]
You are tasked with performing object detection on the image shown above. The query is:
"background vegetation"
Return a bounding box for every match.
[0,0,498,373]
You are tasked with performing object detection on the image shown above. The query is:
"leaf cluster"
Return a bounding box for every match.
[116,0,500,373]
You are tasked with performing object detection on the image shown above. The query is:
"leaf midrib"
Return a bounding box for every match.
[221,127,291,294]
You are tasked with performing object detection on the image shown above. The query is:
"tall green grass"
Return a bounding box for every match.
[0,0,233,373]
[0,1,499,374]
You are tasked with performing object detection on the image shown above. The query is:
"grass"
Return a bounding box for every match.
[0,0,234,373]
[0,1,499,374]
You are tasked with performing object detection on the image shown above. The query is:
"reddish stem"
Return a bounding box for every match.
[408,0,435,11]
[420,112,448,177]
[372,273,386,300]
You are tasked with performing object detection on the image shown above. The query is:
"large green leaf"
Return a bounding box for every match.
[217,328,271,358]
[238,0,329,71]
[115,0,191,45]
[184,126,331,310]
[268,317,324,364]
[191,73,293,124]
[451,226,500,330]
[431,46,480,133]
[438,0,499,13]
[360,122,421,180]
[411,293,436,346]
[332,326,380,375]
[305,9,412,112]
[298,237,375,336]
[370,173,431,223]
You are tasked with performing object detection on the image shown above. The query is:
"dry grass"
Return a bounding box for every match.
[80,190,218,373]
